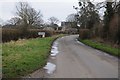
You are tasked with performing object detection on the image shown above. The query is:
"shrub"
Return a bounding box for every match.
[2,29,21,42]
[54,31,66,34]
[2,28,55,42]
[109,14,119,44]
[28,29,54,37]
[79,29,90,39]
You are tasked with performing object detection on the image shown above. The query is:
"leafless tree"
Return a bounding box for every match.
[0,18,3,26]
[65,14,78,28]
[48,17,59,25]
[16,2,43,28]
[7,17,21,26]
[66,13,77,22]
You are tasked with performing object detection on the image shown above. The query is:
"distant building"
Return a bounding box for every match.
[61,22,77,27]
[43,27,54,31]
[61,21,78,34]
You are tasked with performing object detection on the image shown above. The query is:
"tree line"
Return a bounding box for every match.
[1,2,59,29]
[71,0,120,45]
[1,2,60,42]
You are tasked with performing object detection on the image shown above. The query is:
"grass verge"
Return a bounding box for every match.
[2,34,64,78]
[79,39,119,57]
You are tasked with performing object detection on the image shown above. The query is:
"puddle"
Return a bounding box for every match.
[43,40,58,75]
[43,62,56,74]
[52,46,57,50]
[53,41,58,46]
[51,48,59,56]
[50,41,59,57]
[61,36,65,39]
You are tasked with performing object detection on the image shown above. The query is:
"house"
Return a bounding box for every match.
[43,27,55,31]
[61,22,77,27]
[61,21,78,34]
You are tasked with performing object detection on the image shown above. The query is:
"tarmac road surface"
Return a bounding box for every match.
[45,35,118,78]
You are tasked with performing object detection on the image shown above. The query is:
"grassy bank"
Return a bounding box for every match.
[2,35,63,78]
[79,39,119,57]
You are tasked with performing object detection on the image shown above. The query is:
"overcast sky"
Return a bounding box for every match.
[0,0,107,25]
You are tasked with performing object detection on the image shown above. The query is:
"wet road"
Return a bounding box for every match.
[45,35,118,78]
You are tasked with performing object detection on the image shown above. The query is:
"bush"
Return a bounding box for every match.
[45,30,54,37]
[29,29,55,37]
[2,28,55,42]
[54,31,66,34]
[79,29,90,39]
[2,29,21,42]
[109,14,119,44]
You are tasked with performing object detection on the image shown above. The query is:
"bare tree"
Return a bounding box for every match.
[16,2,43,28]
[7,17,21,26]
[48,17,59,25]
[0,18,3,26]
[66,14,78,28]
[66,13,77,22]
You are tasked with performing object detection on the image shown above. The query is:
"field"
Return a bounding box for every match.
[2,35,62,77]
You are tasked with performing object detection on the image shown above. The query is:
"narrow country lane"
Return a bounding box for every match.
[45,35,118,78]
